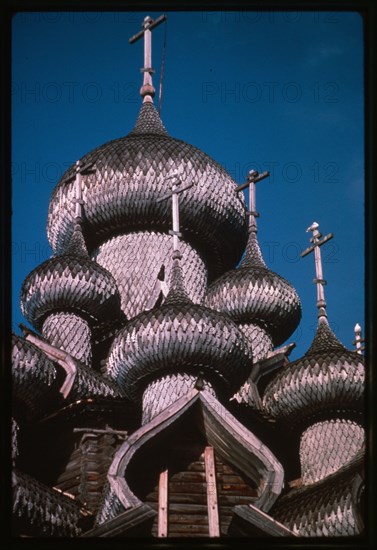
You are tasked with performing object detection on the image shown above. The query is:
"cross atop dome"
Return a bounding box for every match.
[157,172,195,256]
[237,169,269,233]
[301,222,334,322]
[129,14,167,103]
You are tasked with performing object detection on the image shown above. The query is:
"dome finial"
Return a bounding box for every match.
[237,169,269,268]
[129,14,167,104]
[353,323,365,355]
[301,222,334,323]
[156,172,195,302]
[64,159,95,257]
[157,171,195,256]
[237,169,270,233]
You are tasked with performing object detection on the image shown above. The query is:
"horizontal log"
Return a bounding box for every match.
[218,483,257,496]
[169,503,208,514]
[169,513,209,526]
[150,492,207,505]
[219,474,249,484]
[169,482,207,494]
[186,461,205,472]
[169,471,206,483]
[168,523,209,535]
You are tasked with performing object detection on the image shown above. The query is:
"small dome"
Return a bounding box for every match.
[262,319,364,427]
[106,259,252,402]
[47,102,248,280]
[20,223,122,330]
[205,232,302,346]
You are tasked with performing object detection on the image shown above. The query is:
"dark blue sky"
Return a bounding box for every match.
[12,11,364,360]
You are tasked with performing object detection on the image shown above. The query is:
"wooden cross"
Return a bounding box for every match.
[301,222,334,316]
[129,14,167,102]
[237,169,269,230]
[61,159,95,218]
[156,172,195,253]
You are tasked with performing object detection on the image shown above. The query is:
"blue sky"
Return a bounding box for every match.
[11,10,364,360]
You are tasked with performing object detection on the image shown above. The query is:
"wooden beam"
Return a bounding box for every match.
[158,468,168,537]
[204,446,220,537]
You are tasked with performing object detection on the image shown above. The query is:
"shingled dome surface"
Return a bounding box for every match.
[47,102,248,280]
[262,320,364,427]
[205,232,302,346]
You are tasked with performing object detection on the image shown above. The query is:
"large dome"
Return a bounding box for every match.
[47,102,248,281]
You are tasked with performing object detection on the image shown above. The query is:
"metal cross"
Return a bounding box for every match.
[129,14,167,102]
[301,222,334,316]
[353,323,365,355]
[237,170,270,230]
[156,172,194,253]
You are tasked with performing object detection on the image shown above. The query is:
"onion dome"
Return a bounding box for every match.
[20,221,122,331]
[106,253,253,404]
[205,171,301,358]
[262,317,364,429]
[263,223,364,429]
[46,102,247,283]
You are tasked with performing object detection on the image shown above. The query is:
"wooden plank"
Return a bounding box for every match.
[169,482,207,494]
[168,523,209,535]
[231,504,297,537]
[169,513,209,525]
[158,468,168,538]
[168,503,208,514]
[204,446,220,537]
[169,471,206,483]
[82,503,156,537]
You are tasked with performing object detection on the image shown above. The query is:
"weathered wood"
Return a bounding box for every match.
[168,503,208,514]
[168,523,209,535]
[204,446,220,537]
[82,503,156,537]
[169,513,209,525]
[170,471,206,483]
[169,482,207,494]
[158,468,168,537]
[186,461,205,472]
[230,503,297,537]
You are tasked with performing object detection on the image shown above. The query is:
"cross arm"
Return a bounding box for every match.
[156,182,195,203]
[301,232,333,257]
[236,171,270,192]
[129,14,167,44]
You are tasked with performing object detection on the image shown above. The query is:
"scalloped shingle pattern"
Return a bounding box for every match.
[300,420,364,485]
[47,102,248,280]
[107,302,252,402]
[205,263,301,346]
[141,373,215,424]
[262,322,364,426]
[12,469,85,536]
[12,333,62,419]
[92,232,207,319]
[272,454,364,536]
[238,322,273,363]
[21,255,122,329]
[42,312,92,367]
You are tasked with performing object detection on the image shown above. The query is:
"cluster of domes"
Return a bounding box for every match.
[106,255,253,404]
